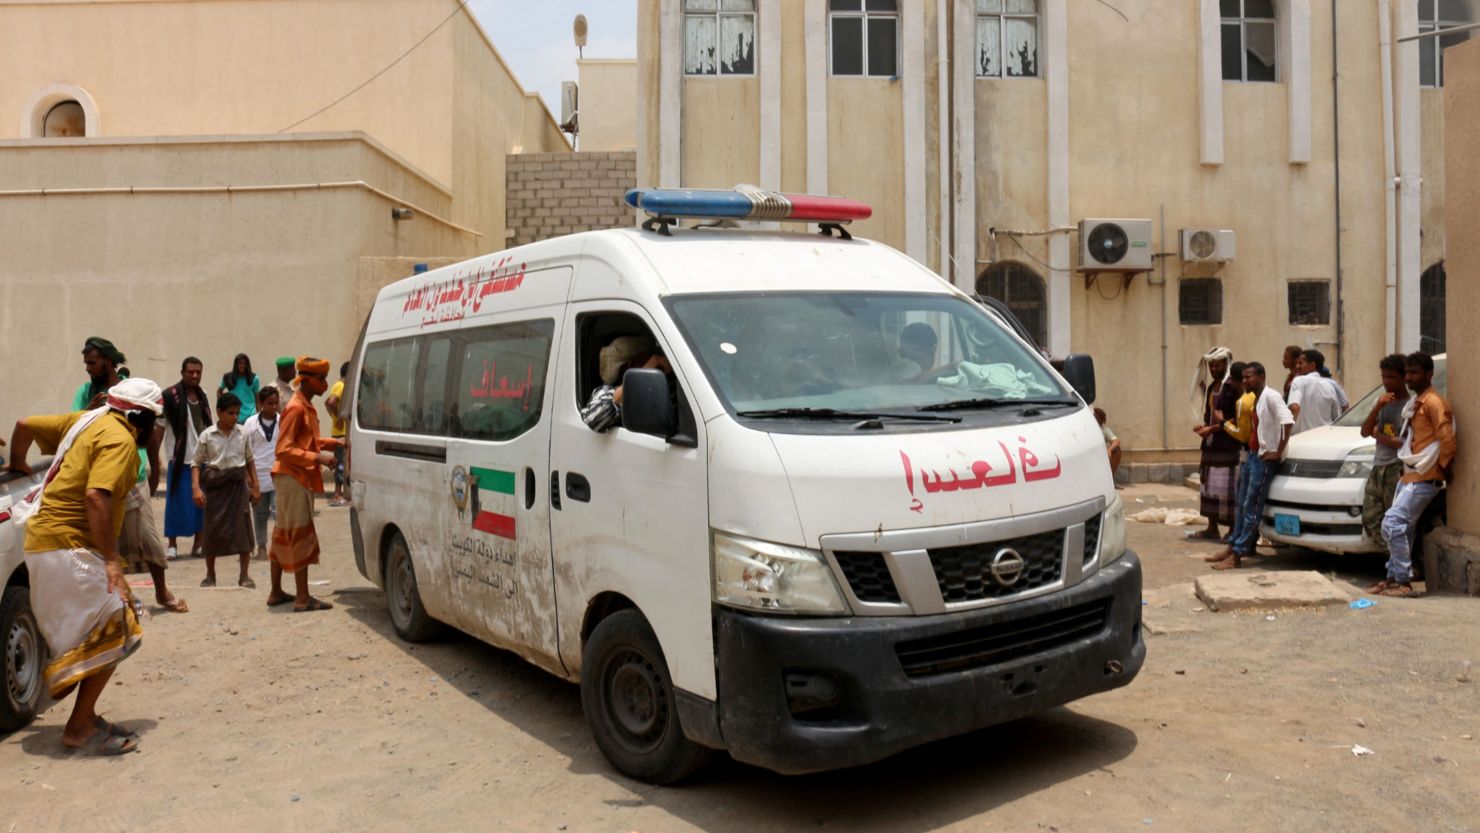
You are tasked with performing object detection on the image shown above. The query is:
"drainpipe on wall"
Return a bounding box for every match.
[1331,0,1345,377]
[1378,0,1400,355]
[938,0,952,278]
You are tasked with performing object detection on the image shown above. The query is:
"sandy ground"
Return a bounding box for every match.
[3,485,1479,833]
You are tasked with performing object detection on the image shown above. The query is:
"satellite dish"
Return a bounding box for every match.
[573,15,589,49]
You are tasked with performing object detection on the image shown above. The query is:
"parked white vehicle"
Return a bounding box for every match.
[0,459,49,731]
[1262,355,1447,554]
[346,189,1144,783]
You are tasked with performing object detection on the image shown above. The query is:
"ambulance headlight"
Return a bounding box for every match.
[1100,493,1128,565]
[712,531,850,615]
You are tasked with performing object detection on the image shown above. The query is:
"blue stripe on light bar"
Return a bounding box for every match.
[624,188,754,218]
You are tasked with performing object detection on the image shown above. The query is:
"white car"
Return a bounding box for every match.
[0,459,49,731]
[1262,355,1447,555]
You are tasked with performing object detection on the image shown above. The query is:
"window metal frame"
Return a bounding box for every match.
[682,0,758,77]
[974,1,1041,79]
[828,0,901,78]
[1220,0,1279,83]
[1177,277,1225,326]
[1286,279,1332,327]
[1418,0,1472,88]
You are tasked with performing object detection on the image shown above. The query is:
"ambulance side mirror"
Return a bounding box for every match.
[621,368,676,439]
[1061,354,1096,404]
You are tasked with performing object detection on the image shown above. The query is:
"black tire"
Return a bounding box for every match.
[581,609,712,784]
[1,585,45,732]
[384,533,442,643]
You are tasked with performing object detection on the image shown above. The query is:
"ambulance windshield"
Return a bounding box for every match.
[667,292,1072,416]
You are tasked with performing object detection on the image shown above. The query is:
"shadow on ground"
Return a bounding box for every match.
[339,588,1138,831]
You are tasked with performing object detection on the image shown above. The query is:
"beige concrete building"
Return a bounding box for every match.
[1441,38,1476,534]
[637,0,1467,457]
[576,59,640,152]
[0,0,568,422]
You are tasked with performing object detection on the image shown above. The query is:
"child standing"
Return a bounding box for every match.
[191,392,259,588]
[243,387,281,561]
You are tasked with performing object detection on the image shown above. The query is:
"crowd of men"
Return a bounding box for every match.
[1186,345,1455,597]
[0,338,348,755]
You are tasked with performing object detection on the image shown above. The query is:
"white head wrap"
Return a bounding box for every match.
[106,377,164,415]
[1190,346,1234,423]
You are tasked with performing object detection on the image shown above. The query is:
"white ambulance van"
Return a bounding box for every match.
[346,188,1144,783]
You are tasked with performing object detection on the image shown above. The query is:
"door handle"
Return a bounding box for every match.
[565,472,591,503]
[550,471,562,511]
[524,467,536,511]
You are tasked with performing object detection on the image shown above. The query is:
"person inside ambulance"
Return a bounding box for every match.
[580,335,672,433]
[888,322,950,384]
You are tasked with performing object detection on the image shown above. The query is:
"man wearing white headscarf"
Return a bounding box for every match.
[1189,346,1241,542]
[4,378,165,755]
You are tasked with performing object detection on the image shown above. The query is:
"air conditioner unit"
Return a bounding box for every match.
[1180,228,1236,263]
[1078,219,1153,272]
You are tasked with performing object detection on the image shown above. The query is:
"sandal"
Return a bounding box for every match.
[67,729,138,756]
[239,577,257,590]
[265,593,293,607]
[1378,583,1416,598]
[157,596,189,613]
[200,576,216,588]
[1366,579,1393,594]
[1211,555,1242,571]
[95,716,140,739]
[292,597,334,613]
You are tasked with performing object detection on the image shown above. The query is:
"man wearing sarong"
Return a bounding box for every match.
[1359,354,1410,546]
[162,357,211,558]
[4,378,165,755]
[266,357,341,612]
[1190,347,1241,542]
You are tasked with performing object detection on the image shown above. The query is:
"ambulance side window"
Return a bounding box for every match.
[449,320,555,442]
[358,337,421,432]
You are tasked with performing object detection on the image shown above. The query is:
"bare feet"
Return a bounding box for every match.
[1204,548,1235,563]
[1366,579,1392,594]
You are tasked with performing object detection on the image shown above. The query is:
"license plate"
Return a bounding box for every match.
[1274,514,1301,536]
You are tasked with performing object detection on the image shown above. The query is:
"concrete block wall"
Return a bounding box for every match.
[505,151,635,246]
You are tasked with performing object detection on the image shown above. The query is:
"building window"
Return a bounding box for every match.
[1421,262,1447,352]
[1419,0,1474,88]
[1287,280,1331,326]
[975,0,1039,78]
[1221,0,1278,82]
[977,262,1047,347]
[830,0,899,77]
[683,0,756,76]
[1178,278,1224,325]
[43,100,86,138]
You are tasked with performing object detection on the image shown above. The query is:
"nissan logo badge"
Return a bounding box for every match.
[990,548,1026,587]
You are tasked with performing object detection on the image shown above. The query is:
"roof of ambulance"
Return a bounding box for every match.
[379,226,955,299]
[592,226,949,295]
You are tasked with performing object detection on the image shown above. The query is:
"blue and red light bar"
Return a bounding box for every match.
[624,188,872,224]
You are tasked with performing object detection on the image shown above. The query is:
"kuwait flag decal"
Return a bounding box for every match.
[469,466,517,540]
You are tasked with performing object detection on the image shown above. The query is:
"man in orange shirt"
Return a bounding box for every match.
[265,356,342,612]
[1371,352,1455,598]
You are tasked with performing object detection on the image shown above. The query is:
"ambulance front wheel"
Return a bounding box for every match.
[385,532,442,643]
[581,609,712,785]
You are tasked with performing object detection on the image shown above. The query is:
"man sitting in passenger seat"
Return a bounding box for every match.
[889,323,948,383]
[581,335,672,433]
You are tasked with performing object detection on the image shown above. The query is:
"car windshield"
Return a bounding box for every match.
[1334,356,1446,427]
[666,292,1070,414]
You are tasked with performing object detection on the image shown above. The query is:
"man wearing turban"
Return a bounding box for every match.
[5,378,166,755]
[265,357,342,612]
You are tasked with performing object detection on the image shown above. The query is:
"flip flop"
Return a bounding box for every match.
[95,716,140,739]
[158,596,189,613]
[1366,579,1393,594]
[67,729,138,756]
[1378,583,1416,598]
[292,597,333,613]
[239,577,257,590]
[265,594,293,607]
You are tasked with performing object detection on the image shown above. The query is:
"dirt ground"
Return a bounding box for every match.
[4,485,1479,833]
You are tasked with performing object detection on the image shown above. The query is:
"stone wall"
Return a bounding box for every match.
[505,151,635,247]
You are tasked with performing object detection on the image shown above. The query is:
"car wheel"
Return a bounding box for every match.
[581,609,712,784]
[0,585,45,732]
[384,533,442,643]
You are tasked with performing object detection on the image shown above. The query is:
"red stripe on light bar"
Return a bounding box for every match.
[781,195,872,222]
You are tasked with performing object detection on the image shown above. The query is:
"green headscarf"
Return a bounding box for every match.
[83,336,126,366]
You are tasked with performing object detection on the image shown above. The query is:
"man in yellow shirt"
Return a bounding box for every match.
[323,361,350,507]
[4,378,164,755]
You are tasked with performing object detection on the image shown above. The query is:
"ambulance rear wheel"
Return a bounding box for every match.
[582,609,712,785]
[385,533,442,642]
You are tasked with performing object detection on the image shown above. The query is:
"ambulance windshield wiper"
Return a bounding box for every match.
[736,407,960,423]
[916,396,1079,413]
